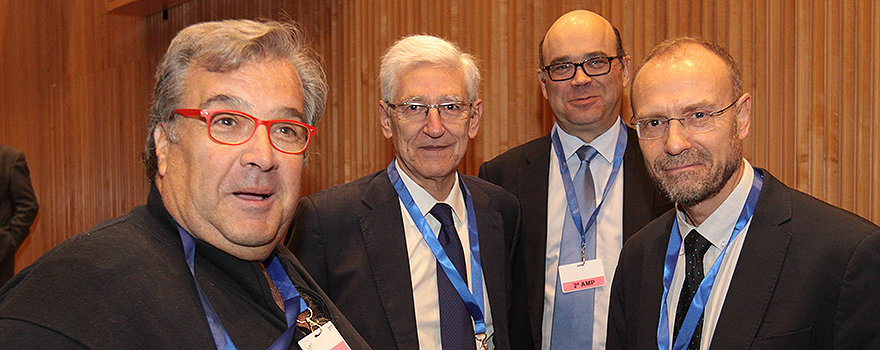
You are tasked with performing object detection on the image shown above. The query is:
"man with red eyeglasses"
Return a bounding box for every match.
[0,19,368,350]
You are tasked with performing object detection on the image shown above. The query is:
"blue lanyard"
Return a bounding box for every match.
[177,226,309,350]
[657,168,763,350]
[386,160,487,336]
[550,120,627,260]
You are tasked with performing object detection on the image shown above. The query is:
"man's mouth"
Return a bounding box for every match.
[234,192,274,201]
[570,95,598,105]
[421,144,450,151]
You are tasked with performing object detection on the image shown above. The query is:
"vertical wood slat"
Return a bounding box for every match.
[3,0,880,272]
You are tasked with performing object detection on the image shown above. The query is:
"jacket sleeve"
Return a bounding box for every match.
[1,152,39,257]
[834,229,880,349]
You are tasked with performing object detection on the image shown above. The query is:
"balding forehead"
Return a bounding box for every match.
[542,14,617,61]
[550,12,612,40]
[636,44,732,87]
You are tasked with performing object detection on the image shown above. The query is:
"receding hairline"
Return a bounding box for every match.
[632,38,742,100]
[539,10,624,67]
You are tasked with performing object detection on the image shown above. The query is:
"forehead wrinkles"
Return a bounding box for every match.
[395,66,467,102]
[399,94,465,104]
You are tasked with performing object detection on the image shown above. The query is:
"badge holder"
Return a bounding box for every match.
[558,243,606,294]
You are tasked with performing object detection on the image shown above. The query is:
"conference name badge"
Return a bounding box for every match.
[298,321,352,350]
[558,259,606,293]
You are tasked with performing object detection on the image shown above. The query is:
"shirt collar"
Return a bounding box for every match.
[394,159,466,223]
[676,159,755,249]
[552,117,621,165]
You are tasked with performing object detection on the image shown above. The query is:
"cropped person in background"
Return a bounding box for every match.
[0,144,39,287]
[607,37,880,350]
[479,10,671,350]
[288,34,519,350]
[0,19,368,349]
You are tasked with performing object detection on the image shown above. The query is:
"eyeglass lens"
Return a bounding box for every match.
[208,112,311,153]
[394,103,470,120]
[547,57,613,81]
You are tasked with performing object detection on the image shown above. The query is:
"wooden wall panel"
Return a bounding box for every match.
[3,0,880,272]
[1,0,152,271]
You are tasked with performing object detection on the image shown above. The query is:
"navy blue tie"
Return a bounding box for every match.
[431,203,476,350]
[674,229,711,350]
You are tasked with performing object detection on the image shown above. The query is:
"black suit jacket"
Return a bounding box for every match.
[287,169,520,350]
[0,145,39,285]
[479,125,671,349]
[607,169,880,350]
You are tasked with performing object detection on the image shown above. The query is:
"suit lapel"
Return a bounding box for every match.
[632,213,677,350]
[709,170,793,349]
[358,171,420,349]
[515,135,553,346]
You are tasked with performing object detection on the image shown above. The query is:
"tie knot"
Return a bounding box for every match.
[430,203,455,228]
[576,145,598,163]
[684,229,712,258]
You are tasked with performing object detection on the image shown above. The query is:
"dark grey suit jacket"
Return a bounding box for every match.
[0,145,39,285]
[607,169,880,350]
[478,125,672,350]
[287,169,520,350]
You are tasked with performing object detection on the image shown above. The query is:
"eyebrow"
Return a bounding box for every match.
[548,51,611,65]
[681,101,717,114]
[635,100,718,120]
[200,94,253,110]
[276,107,306,121]
[200,94,305,121]
[398,94,465,104]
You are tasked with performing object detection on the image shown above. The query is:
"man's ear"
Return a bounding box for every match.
[620,55,633,88]
[467,99,483,139]
[154,123,171,177]
[379,101,394,140]
[735,93,751,140]
[538,68,549,100]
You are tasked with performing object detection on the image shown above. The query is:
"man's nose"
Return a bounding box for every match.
[570,66,594,86]
[240,125,280,171]
[423,108,446,138]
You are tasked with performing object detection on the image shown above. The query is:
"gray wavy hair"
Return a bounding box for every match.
[143,19,328,181]
[379,35,481,104]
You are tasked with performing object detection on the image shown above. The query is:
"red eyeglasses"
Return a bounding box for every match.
[172,109,316,154]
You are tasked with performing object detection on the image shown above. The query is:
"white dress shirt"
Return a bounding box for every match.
[666,159,755,349]
[396,160,494,350]
[542,120,625,350]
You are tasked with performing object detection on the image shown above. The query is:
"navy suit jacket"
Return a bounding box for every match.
[478,125,672,350]
[287,169,520,350]
[607,169,880,350]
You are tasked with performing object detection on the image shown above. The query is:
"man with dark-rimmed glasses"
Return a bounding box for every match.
[479,10,671,350]
[0,19,369,349]
[287,34,519,350]
[607,36,880,350]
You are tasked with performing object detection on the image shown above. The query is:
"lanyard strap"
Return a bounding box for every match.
[657,168,763,350]
[550,120,627,260]
[386,160,487,336]
[177,226,308,350]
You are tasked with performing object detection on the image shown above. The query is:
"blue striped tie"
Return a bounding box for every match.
[550,145,598,349]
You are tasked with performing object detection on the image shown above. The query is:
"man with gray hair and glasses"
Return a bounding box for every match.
[0,19,368,349]
[287,34,520,350]
[607,37,880,350]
